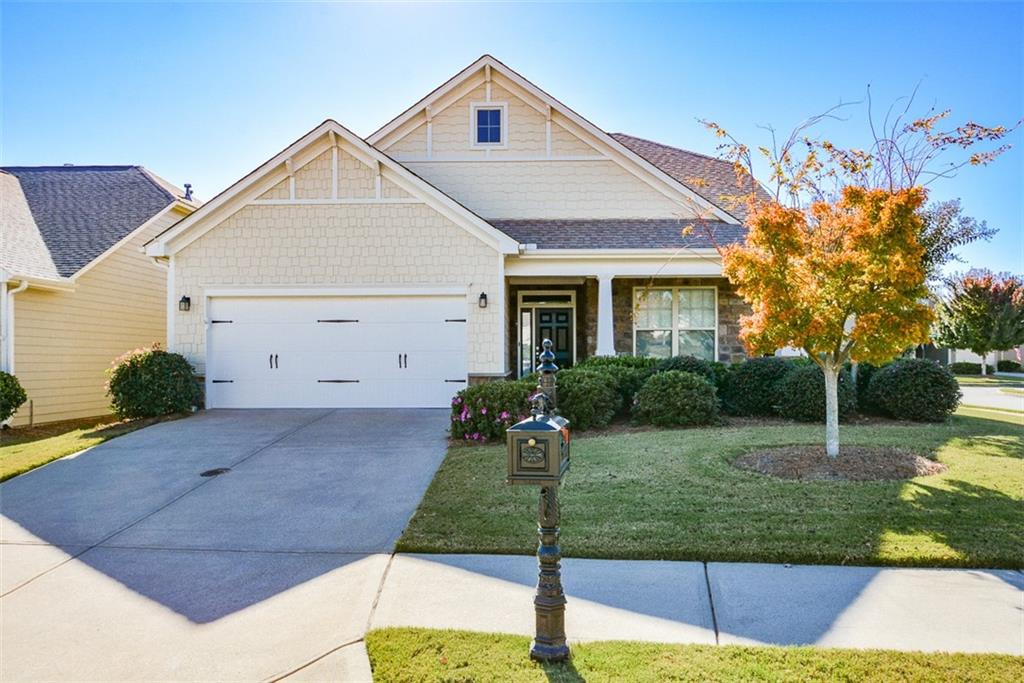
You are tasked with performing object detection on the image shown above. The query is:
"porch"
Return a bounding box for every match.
[506,276,748,378]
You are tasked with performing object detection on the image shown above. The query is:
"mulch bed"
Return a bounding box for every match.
[733,445,947,481]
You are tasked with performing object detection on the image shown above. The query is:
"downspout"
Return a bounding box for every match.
[1,279,29,374]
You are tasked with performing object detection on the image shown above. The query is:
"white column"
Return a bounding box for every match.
[595,275,615,356]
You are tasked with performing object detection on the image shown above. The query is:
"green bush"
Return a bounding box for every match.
[451,379,533,442]
[950,361,995,375]
[0,371,28,423]
[575,355,659,371]
[853,362,887,415]
[867,359,961,422]
[556,368,622,431]
[654,355,717,384]
[775,364,857,422]
[106,346,201,420]
[632,370,719,427]
[721,357,795,416]
[997,360,1022,373]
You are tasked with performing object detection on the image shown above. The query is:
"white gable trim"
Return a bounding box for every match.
[368,55,736,224]
[145,120,519,257]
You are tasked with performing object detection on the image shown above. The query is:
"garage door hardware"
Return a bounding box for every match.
[398,353,408,368]
[199,467,231,477]
[269,354,279,369]
[317,319,359,323]
[318,379,360,383]
[211,319,233,324]
[445,379,467,383]
[211,379,234,383]
[445,318,467,322]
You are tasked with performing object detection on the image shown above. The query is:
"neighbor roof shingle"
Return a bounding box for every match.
[490,218,745,250]
[611,133,770,223]
[1,165,181,277]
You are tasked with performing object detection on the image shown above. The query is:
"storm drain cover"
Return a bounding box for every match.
[200,467,231,477]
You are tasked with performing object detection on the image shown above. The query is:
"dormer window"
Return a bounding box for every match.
[471,103,507,147]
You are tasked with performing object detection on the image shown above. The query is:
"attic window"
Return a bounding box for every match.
[472,104,506,146]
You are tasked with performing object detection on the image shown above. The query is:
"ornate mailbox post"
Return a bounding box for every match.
[506,339,571,662]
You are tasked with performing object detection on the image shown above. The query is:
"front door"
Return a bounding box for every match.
[536,308,573,369]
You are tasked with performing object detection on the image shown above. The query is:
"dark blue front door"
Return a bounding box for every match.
[537,308,573,368]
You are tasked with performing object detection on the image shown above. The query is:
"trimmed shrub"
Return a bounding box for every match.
[950,361,995,375]
[853,362,887,415]
[106,346,201,420]
[575,355,659,371]
[0,371,28,423]
[632,370,719,427]
[997,360,1022,373]
[450,379,533,442]
[654,355,717,385]
[867,359,961,422]
[775,364,857,422]
[585,364,651,407]
[556,368,622,431]
[721,357,795,416]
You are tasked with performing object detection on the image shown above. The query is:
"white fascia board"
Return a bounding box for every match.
[505,251,724,278]
[3,274,77,291]
[515,248,721,259]
[201,285,470,298]
[369,55,736,224]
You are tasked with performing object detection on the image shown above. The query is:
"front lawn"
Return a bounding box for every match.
[0,416,169,482]
[365,628,1023,682]
[398,414,1023,568]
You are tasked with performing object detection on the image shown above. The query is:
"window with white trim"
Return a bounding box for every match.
[471,103,506,146]
[634,287,717,360]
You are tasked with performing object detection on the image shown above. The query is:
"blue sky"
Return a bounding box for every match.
[3,1,1021,273]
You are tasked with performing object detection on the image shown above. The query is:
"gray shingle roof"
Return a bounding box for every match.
[1,171,61,281]
[1,165,180,277]
[610,133,770,223]
[490,218,745,250]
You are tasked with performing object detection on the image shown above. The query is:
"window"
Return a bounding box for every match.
[476,108,502,144]
[634,287,717,361]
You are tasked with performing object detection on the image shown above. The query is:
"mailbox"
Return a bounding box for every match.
[506,413,570,485]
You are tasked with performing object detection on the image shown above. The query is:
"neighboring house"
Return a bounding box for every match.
[145,55,765,409]
[1,166,196,425]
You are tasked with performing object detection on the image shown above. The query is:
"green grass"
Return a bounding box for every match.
[365,628,1023,682]
[955,374,1024,387]
[0,415,172,482]
[398,415,1023,568]
[999,387,1024,397]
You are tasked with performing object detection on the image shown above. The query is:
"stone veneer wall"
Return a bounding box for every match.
[611,277,749,363]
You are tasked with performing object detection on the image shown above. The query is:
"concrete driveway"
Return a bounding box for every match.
[0,408,450,681]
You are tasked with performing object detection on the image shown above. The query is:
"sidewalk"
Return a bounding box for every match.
[290,553,1023,680]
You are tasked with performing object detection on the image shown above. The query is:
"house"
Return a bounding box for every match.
[145,55,763,409]
[1,166,196,425]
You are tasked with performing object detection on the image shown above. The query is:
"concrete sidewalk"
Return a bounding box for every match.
[369,554,1023,656]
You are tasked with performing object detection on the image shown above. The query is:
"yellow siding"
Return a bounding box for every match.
[10,208,188,425]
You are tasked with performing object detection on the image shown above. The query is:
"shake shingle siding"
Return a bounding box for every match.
[2,166,175,277]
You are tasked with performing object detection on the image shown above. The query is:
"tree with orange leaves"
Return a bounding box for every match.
[723,187,932,456]
[698,95,1015,457]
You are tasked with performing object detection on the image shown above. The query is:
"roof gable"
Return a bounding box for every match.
[1,165,182,277]
[146,120,519,256]
[368,55,738,224]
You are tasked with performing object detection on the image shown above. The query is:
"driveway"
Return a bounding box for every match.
[959,385,1024,412]
[0,408,450,681]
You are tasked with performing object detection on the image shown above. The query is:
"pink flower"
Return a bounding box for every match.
[452,396,462,406]
[480,407,488,415]
[499,411,510,420]
[460,406,469,422]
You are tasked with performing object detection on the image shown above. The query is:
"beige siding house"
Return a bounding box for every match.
[146,55,763,409]
[1,166,195,425]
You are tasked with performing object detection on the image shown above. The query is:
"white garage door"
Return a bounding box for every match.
[205,295,468,408]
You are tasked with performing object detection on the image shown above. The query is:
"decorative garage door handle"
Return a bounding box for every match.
[398,354,408,369]
[317,319,359,323]
[317,379,360,383]
[269,354,279,369]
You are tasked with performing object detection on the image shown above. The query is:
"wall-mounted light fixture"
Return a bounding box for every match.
[178,296,191,312]
[478,292,488,309]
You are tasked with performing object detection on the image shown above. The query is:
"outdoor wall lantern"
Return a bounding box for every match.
[506,338,571,662]
[478,292,488,309]
[178,296,191,312]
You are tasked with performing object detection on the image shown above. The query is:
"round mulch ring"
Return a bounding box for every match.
[732,445,947,481]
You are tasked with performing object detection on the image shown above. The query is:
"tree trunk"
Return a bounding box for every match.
[823,358,840,458]
[981,353,987,375]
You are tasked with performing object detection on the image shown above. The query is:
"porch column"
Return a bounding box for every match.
[595,275,615,356]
